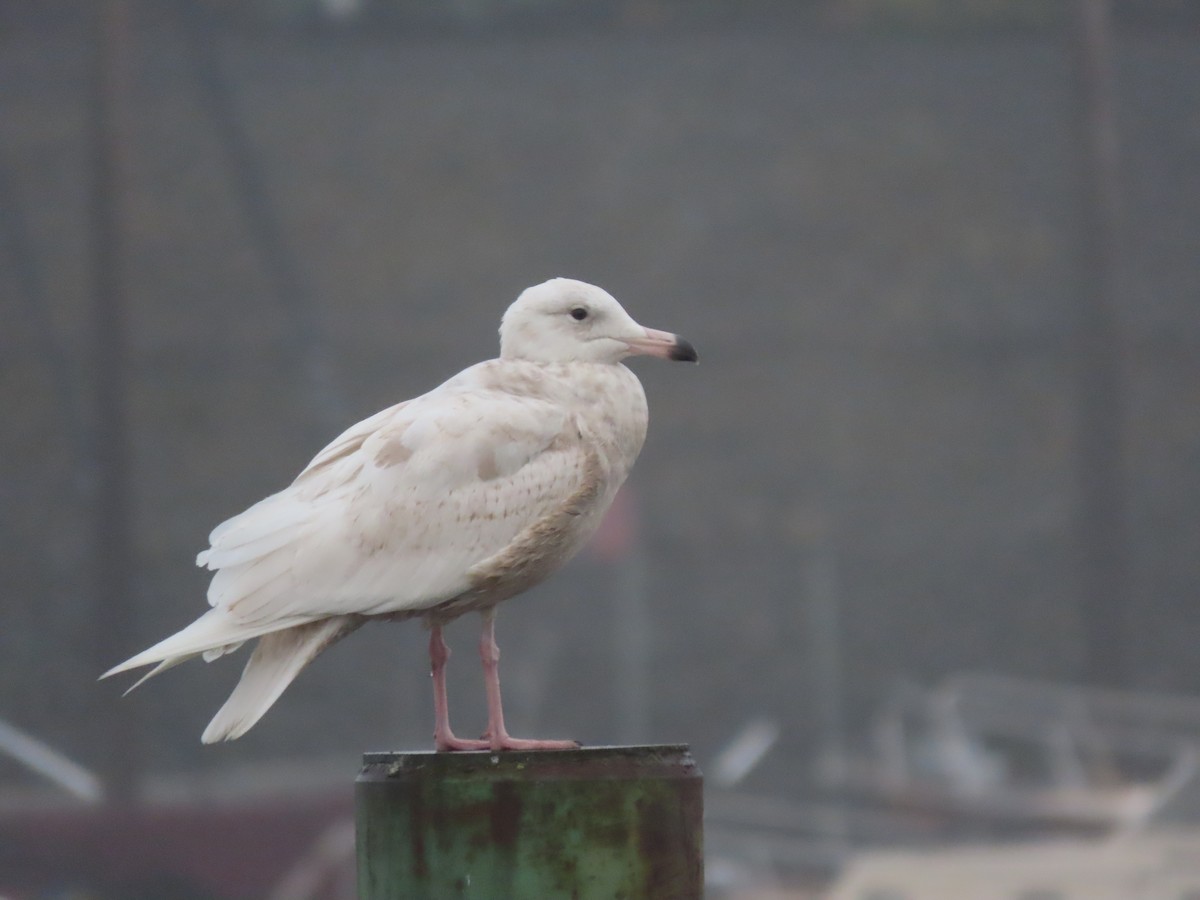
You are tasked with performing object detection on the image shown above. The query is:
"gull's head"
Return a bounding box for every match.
[500,278,698,365]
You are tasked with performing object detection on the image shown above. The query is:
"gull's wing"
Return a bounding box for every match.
[198,370,597,628]
[103,364,603,678]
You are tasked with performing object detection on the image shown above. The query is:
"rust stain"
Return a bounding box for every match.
[361,748,702,897]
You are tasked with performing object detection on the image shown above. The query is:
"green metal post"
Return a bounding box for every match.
[356,744,703,899]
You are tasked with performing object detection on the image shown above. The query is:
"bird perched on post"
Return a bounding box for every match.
[103,278,697,751]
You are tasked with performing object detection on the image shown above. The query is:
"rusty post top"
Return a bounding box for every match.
[360,743,698,781]
[356,743,704,898]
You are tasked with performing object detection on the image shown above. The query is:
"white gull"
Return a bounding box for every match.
[103,278,697,751]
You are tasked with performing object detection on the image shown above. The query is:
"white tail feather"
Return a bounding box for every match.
[201,617,359,743]
[203,641,245,662]
[121,656,196,695]
[101,609,309,680]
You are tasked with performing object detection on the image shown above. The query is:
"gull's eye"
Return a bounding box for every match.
[569,307,589,321]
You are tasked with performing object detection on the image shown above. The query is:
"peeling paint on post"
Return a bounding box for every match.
[356,744,703,899]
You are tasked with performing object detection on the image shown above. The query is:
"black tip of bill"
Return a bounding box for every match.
[670,337,699,363]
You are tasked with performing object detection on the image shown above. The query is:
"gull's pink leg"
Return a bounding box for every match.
[478,609,579,752]
[430,624,488,752]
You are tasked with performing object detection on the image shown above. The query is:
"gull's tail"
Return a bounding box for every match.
[101,608,299,681]
[103,609,361,743]
[201,616,360,743]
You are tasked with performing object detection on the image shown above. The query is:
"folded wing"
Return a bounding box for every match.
[106,371,594,677]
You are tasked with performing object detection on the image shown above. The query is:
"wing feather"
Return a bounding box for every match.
[197,402,405,569]
[196,376,592,627]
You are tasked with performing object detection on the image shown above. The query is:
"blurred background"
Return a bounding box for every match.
[2,0,1199,896]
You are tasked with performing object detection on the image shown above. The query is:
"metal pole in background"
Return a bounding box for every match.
[1070,0,1132,689]
[90,0,140,804]
[178,0,343,435]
